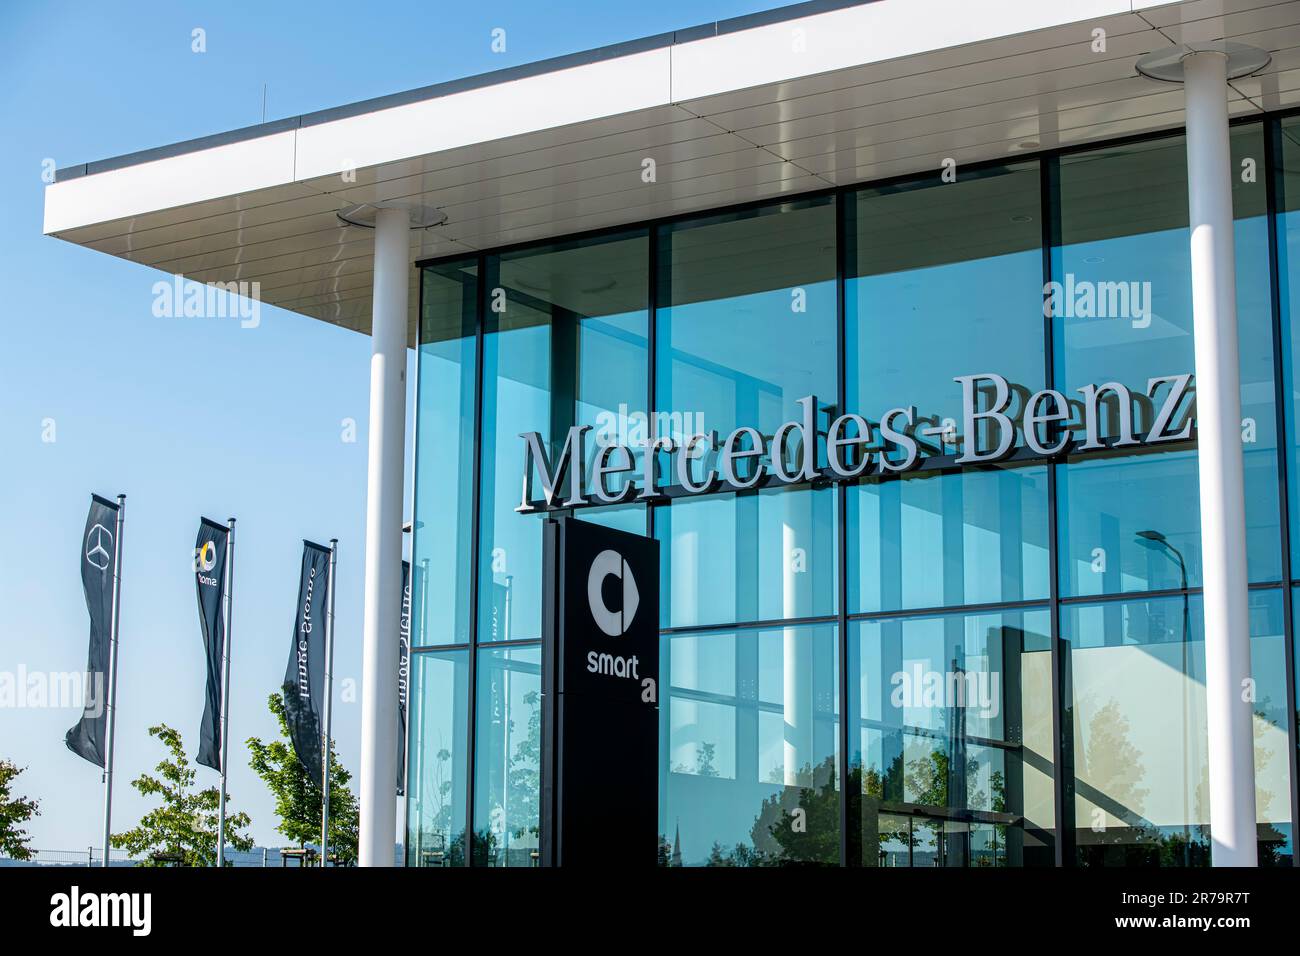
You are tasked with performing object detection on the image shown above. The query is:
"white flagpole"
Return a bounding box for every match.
[215,517,236,868]
[418,558,429,646]
[321,539,338,867]
[100,494,126,868]
[409,558,428,863]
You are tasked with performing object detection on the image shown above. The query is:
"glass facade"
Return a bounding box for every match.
[408,115,1300,867]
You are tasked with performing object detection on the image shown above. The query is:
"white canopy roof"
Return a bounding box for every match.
[42,0,1300,338]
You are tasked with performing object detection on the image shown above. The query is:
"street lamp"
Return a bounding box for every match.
[1135,529,1192,864]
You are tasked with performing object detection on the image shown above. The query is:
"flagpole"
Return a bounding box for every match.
[215,517,236,868]
[100,494,126,868]
[418,558,429,647]
[412,558,428,862]
[321,538,338,867]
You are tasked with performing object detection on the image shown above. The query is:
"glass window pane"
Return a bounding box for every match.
[847,162,1043,450]
[1057,452,1201,596]
[845,164,1049,614]
[1065,590,1289,865]
[1274,116,1300,572]
[660,624,839,866]
[629,198,824,635]
[1054,126,1279,593]
[1257,590,1292,865]
[656,198,836,480]
[413,261,478,645]
[851,608,1054,866]
[657,485,837,629]
[849,465,1049,613]
[478,232,649,642]
[405,648,469,866]
[473,644,542,867]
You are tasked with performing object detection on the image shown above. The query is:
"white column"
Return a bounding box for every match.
[1184,50,1256,867]
[359,206,410,867]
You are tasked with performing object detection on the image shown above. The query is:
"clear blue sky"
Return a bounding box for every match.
[0,0,791,854]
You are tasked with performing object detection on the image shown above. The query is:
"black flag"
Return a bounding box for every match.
[66,495,120,767]
[283,541,330,782]
[397,560,412,796]
[194,518,229,771]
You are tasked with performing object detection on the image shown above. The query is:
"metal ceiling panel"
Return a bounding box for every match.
[43,0,1295,337]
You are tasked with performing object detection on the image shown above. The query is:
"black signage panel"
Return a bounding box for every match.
[540,516,658,867]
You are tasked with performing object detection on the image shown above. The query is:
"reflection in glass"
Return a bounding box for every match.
[1065,591,1291,865]
[413,261,478,645]
[660,624,839,866]
[1058,452,1202,595]
[478,232,649,642]
[849,466,1049,613]
[847,162,1043,452]
[850,608,1054,866]
[1054,126,1279,588]
[406,649,469,866]
[473,644,542,867]
[1274,116,1300,570]
[403,117,1300,868]
[656,198,836,481]
[657,485,836,628]
[578,501,646,537]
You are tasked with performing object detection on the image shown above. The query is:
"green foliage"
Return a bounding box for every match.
[699,757,841,867]
[506,690,541,842]
[671,741,720,777]
[246,692,359,864]
[407,732,462,866]
[0,760,40,860]
[111,723,253,866]
[751,758,840,864]
[656,833,672,866]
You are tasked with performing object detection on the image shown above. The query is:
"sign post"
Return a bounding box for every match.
[539,516,659,867]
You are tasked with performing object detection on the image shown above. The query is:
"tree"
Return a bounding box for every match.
[409,732,461,866]
[246,692,359,864]
[0,760,40,860]
[111,723,253,866]
[506,689,542,845]
[750,757,840,865]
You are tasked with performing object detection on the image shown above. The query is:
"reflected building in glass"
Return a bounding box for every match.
[404,116,1300,868]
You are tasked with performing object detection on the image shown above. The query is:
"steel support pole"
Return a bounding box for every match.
[100,494,125,868]
[215,517,236,867]
[1184,50,1257,866]
[359,206,410,866]
[321,538,338,866]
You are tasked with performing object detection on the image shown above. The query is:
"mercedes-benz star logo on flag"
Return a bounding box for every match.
[85,524,112,571]
[587,549,639,637]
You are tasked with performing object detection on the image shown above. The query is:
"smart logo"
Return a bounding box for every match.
[585,549,641,681]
